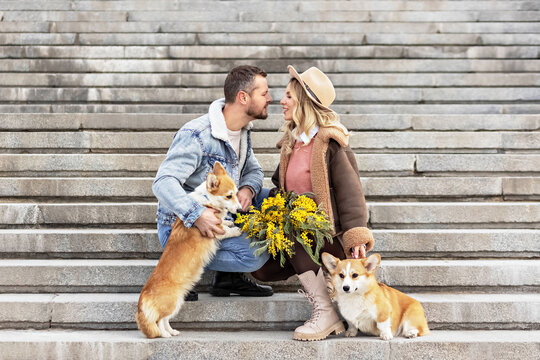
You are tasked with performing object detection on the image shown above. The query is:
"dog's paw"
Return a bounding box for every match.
[404,329,418,338]
[222,220,234,227]
[229,228,243,237]
[345,328,358,337]
[160,331,172,338]
[380,331,393,341]
[169,329,180,336]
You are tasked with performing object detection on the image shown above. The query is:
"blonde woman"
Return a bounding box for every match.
[252,66,374,341]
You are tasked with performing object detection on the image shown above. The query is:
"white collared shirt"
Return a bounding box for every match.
[293,125,319,144]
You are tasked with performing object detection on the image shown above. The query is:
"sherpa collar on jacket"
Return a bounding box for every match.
[208,98,253,142]
[209,98,253,172]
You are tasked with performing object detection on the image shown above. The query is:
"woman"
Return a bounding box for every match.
[252,65,374,341]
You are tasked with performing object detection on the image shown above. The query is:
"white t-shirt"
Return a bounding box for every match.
[227,128,242,158]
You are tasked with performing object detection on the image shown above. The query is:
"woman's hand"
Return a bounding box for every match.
[351,244,367,259]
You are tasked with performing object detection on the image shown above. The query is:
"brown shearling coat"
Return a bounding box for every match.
[271,126,374,256]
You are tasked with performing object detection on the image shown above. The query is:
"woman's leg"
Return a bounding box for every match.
[289,237,346,341]
[251,255,296,282]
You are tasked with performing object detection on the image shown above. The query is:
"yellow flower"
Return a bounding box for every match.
[300,231,313,247]
[292,195,317,213]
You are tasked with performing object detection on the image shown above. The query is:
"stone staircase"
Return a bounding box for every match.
[0,1,539,359]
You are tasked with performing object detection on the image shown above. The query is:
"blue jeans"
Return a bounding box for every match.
[157,188,271,273]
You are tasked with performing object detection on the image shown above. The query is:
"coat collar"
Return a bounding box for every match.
[209,98,253,142]
[277,125,349,149]
[315,125,349,147]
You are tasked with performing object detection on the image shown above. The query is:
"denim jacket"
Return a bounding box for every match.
[153,98,264,228]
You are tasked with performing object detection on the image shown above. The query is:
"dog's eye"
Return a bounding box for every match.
[226,195,233,199]
[339,273,345,279]
[352,273,358,278]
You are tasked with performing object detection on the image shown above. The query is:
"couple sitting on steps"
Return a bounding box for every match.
[152,65,374,341]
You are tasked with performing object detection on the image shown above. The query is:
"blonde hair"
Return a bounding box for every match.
[280,78,349,156]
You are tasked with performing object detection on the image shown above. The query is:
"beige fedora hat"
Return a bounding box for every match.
[288,65,335,110]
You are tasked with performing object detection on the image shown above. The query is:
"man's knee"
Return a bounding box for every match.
[240,250,270,272]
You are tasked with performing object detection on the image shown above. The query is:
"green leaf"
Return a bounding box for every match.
[253,245,269,257]
[279,251,286,267]
[249,239,267,249]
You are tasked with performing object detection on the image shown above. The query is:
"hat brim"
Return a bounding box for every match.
[287,65,332,111]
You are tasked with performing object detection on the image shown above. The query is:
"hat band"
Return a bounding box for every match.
[303,82,322,105]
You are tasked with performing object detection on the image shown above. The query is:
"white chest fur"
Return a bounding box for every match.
[337,293,379,336]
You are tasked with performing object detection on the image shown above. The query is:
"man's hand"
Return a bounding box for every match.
[237,187,254,212]
[194,208,225,238]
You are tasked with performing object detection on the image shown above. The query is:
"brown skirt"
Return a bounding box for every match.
[251,235,346,282]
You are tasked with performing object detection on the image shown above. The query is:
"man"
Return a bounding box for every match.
[152,65,273,300]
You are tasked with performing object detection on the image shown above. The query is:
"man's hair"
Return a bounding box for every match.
[224,65,267,104]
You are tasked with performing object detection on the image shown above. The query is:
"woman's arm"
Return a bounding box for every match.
[329,143,374,256]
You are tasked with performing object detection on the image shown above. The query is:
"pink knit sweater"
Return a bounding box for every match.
[285,138,315,194]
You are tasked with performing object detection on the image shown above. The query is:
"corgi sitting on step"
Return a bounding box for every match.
[322,252,430,340]
[136,162,243,338]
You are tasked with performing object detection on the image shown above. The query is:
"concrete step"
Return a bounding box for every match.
[0,293,537,330]
[2,21,540,34]
[2,46,539,60]
[0,177,538,200]
[1,131,538,152]
[368,202,540,229]
[0,202,538,228]
[0,72,539,87]
[2,1,539,12]
[1,113,539,131]
[1,87,539,104]
[1,154,538,177]
[0,59,537,73]
[416,154,540,174]
[0,329,538,360]
[0,259,537,293]
[1,229,537,259]
[2,32,540,45]
[254,131,540,151]
[3,10,540,23]
[2,103,540,115]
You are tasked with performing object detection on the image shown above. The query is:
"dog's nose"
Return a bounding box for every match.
[343,285,350,292]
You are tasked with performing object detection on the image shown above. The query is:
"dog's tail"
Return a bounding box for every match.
[136,297,161,339]
[407,301,431,337]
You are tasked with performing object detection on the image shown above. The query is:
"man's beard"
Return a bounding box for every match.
[247,103,268,120]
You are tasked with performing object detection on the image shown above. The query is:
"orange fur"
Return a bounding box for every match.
[322,253,430,340]
[136,162,241,338]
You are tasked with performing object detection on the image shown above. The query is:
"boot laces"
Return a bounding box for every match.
[298,289,322,326]
[240,273,256,285]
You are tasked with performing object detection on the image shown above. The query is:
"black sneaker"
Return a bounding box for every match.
[184,290,198,301]
[210,272,273,297]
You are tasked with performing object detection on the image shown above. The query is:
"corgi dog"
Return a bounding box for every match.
[136,162,243,338]
[322,252,430,340]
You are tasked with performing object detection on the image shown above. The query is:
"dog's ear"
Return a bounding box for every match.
[321,252,339,272]
[206,173,220,191]
[213,161,226,176]
[364,253,381,273]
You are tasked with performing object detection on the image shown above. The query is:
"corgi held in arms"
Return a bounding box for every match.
[136,162,243,338]
[322,252,430,340]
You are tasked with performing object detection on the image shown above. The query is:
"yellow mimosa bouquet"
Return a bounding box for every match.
[235,190,333,267]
